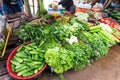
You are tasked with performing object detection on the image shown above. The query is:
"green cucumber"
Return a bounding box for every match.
[33,65,41,69]
[30,51,39,54]
[25,46,32,50]
[23,58,32,62]
[24,49,29,55]
[34,68,39,73]
[17,45,24,52]
[16,66,28,72]
[39,63,44,70]
[11,60,20,65]
[14,56,23,63]
[35,54,39,61]
[17,68,31,76]
[32,54,35,60]
[11,64,16,72]
[38,54,44,58]
[15,64,25,69]
[16,52,27,58]
[23,71,34,77]
[33,61,42,65]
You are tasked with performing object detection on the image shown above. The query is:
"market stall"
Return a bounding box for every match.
[0,0,120,80]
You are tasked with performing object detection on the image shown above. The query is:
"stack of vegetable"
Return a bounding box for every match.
[88,25,119,45]
[99,18,120,31]
[105,9,120,23]
[16,14,120,74]
[51,17,90,42]
[11,43,45,77]
[16,23,45,44]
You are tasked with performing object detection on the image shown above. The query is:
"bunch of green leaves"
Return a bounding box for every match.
[16,23,45,44]
[78,32,109,59]
[41,35,61,50]
[44,47,75,73]
[51,22,82,41]
[64,42,94,70]
[70,17,90,31]
[91,33,109,59]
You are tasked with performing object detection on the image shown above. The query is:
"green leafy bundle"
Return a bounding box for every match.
[51,22,82,41]
[44,47,75,73]
[64,42,94,70]
[16,23,45,44]
[78,32,109,59]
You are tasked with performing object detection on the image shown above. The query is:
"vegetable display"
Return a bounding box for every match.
[16,13,120,74]
[11,43,45,77]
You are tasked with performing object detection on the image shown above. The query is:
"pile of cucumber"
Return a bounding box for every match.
[11,43,45,77]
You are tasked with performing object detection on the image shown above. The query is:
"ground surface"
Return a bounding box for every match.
[0,45,120,80]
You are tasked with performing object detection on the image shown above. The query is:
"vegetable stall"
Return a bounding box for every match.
[7,12,120,79]
[0,0,120,80]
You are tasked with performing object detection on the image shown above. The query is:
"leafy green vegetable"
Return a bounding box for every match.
[78,32,109,59]
[51,22,83,41]
[16,23,45,44]
[64,42,94,70]
[45,47,75,73]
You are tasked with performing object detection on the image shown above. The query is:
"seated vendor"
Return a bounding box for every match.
[58,0,76,13]
[2,0,24,18]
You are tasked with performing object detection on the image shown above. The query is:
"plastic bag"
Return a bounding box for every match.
[93,3,103,9]
[78,0,92,9]
[0,15,6,50]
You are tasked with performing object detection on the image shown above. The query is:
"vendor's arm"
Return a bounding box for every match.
[18,0,23,10]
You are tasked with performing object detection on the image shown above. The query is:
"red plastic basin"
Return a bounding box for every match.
[6,42,47,80]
